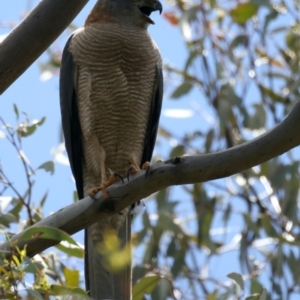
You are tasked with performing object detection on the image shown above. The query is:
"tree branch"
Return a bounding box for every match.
[0,0,88,95]
[1,101,299,260]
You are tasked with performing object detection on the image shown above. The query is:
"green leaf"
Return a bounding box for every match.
[17,117,46,138]
[286,25,300,54]
[243,214,259,236]
[223,203,231,223]
[133,275,160,300]
[50,285,89,298]
[64,267,80,288]
[263,9,278,34]
[39,192,48,207]
[26,289,44,300]
[55,241,84,258]
[171,82,193,99]
[134,227,148,245]
[250,0,271,8]
[0,213,17,227]
[38,161,55,175]
[151,277,171,300]
[218,101,234,136]
[35,116,46,126]
[272,280,282,297]
[251,278,263,294]
[227,272,244,290]
[185,48,201,71]
[142,212,151,228]
[13,104,19,120]
[8,199,23,220]
[158,127,172,138]
[171,250,186,276]
[230,3,258,24]
[21,226,79,246]
[23,257,44,274]
[132,265,148,285]
[261,215,278,238]
[166,238,177,257]
[246,295,260,300]
[259,84,287,103]
[170,145,185,158]
[246,104,266,130]
[156,188,178,213]
[228,35,247,62]
[157,213,181,235]
[204,129,214,152]
[259,288,268,300]
[18,124,37,137]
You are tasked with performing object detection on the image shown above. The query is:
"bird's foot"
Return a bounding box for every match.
[127,161,151,180]
[88,171,124,199]
[142,161,151,177]
[126,162,141,181]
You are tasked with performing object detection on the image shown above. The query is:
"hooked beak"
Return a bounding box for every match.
[138,1,163,25]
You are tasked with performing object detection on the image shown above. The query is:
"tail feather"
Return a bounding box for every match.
[86,215,131,300]
[113,216,131,300]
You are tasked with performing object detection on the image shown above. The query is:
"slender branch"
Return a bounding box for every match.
[1,101,299,260]
[0,0,88,94]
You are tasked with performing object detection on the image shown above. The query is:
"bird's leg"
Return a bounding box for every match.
[89,169,124,199]
[126,159,141,182]
[127,158,151,181]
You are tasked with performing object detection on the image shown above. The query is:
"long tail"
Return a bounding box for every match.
[85,215,131,300]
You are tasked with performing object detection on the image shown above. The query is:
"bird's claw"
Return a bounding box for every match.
[88,170,123,199]
[88,185,108,199]
[126,164,140,182]
[126,166,132,182]
[114,172,124,184]
[142,161,151,178]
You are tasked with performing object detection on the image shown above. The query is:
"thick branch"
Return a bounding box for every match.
[0,0,88,95]
[1,101,300,259]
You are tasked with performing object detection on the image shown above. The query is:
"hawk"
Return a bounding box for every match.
[59,0,163,298]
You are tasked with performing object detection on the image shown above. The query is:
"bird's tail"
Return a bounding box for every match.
[85,215,131,300]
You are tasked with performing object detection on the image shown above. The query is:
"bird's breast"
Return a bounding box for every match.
[70,23,161,175]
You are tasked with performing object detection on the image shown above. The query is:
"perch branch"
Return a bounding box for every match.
[1,101,299,259]
[0,0,88,94]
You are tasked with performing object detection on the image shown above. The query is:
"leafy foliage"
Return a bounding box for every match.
[1,0,300,299]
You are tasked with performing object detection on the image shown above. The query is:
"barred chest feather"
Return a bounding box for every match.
[69,23,161,230]
[70,23,161,178]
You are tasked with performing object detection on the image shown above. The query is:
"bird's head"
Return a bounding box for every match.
[134,0,163,26]
[103,0,163,28]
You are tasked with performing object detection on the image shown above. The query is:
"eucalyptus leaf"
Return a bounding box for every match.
[227,272,244,290]
[133,275,160,300]
[230,3,258,24]
[38,161,55,175]
[171,82,193,99]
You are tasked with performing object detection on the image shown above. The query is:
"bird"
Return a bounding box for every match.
[59,0,163,298]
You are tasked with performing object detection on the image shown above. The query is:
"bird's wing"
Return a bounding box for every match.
[59,34,84,200]
[141,66,164,165]
[60,34,94,293]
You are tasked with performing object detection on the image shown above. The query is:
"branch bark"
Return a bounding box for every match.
[0,0,88,95]
[1,101,300,260]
